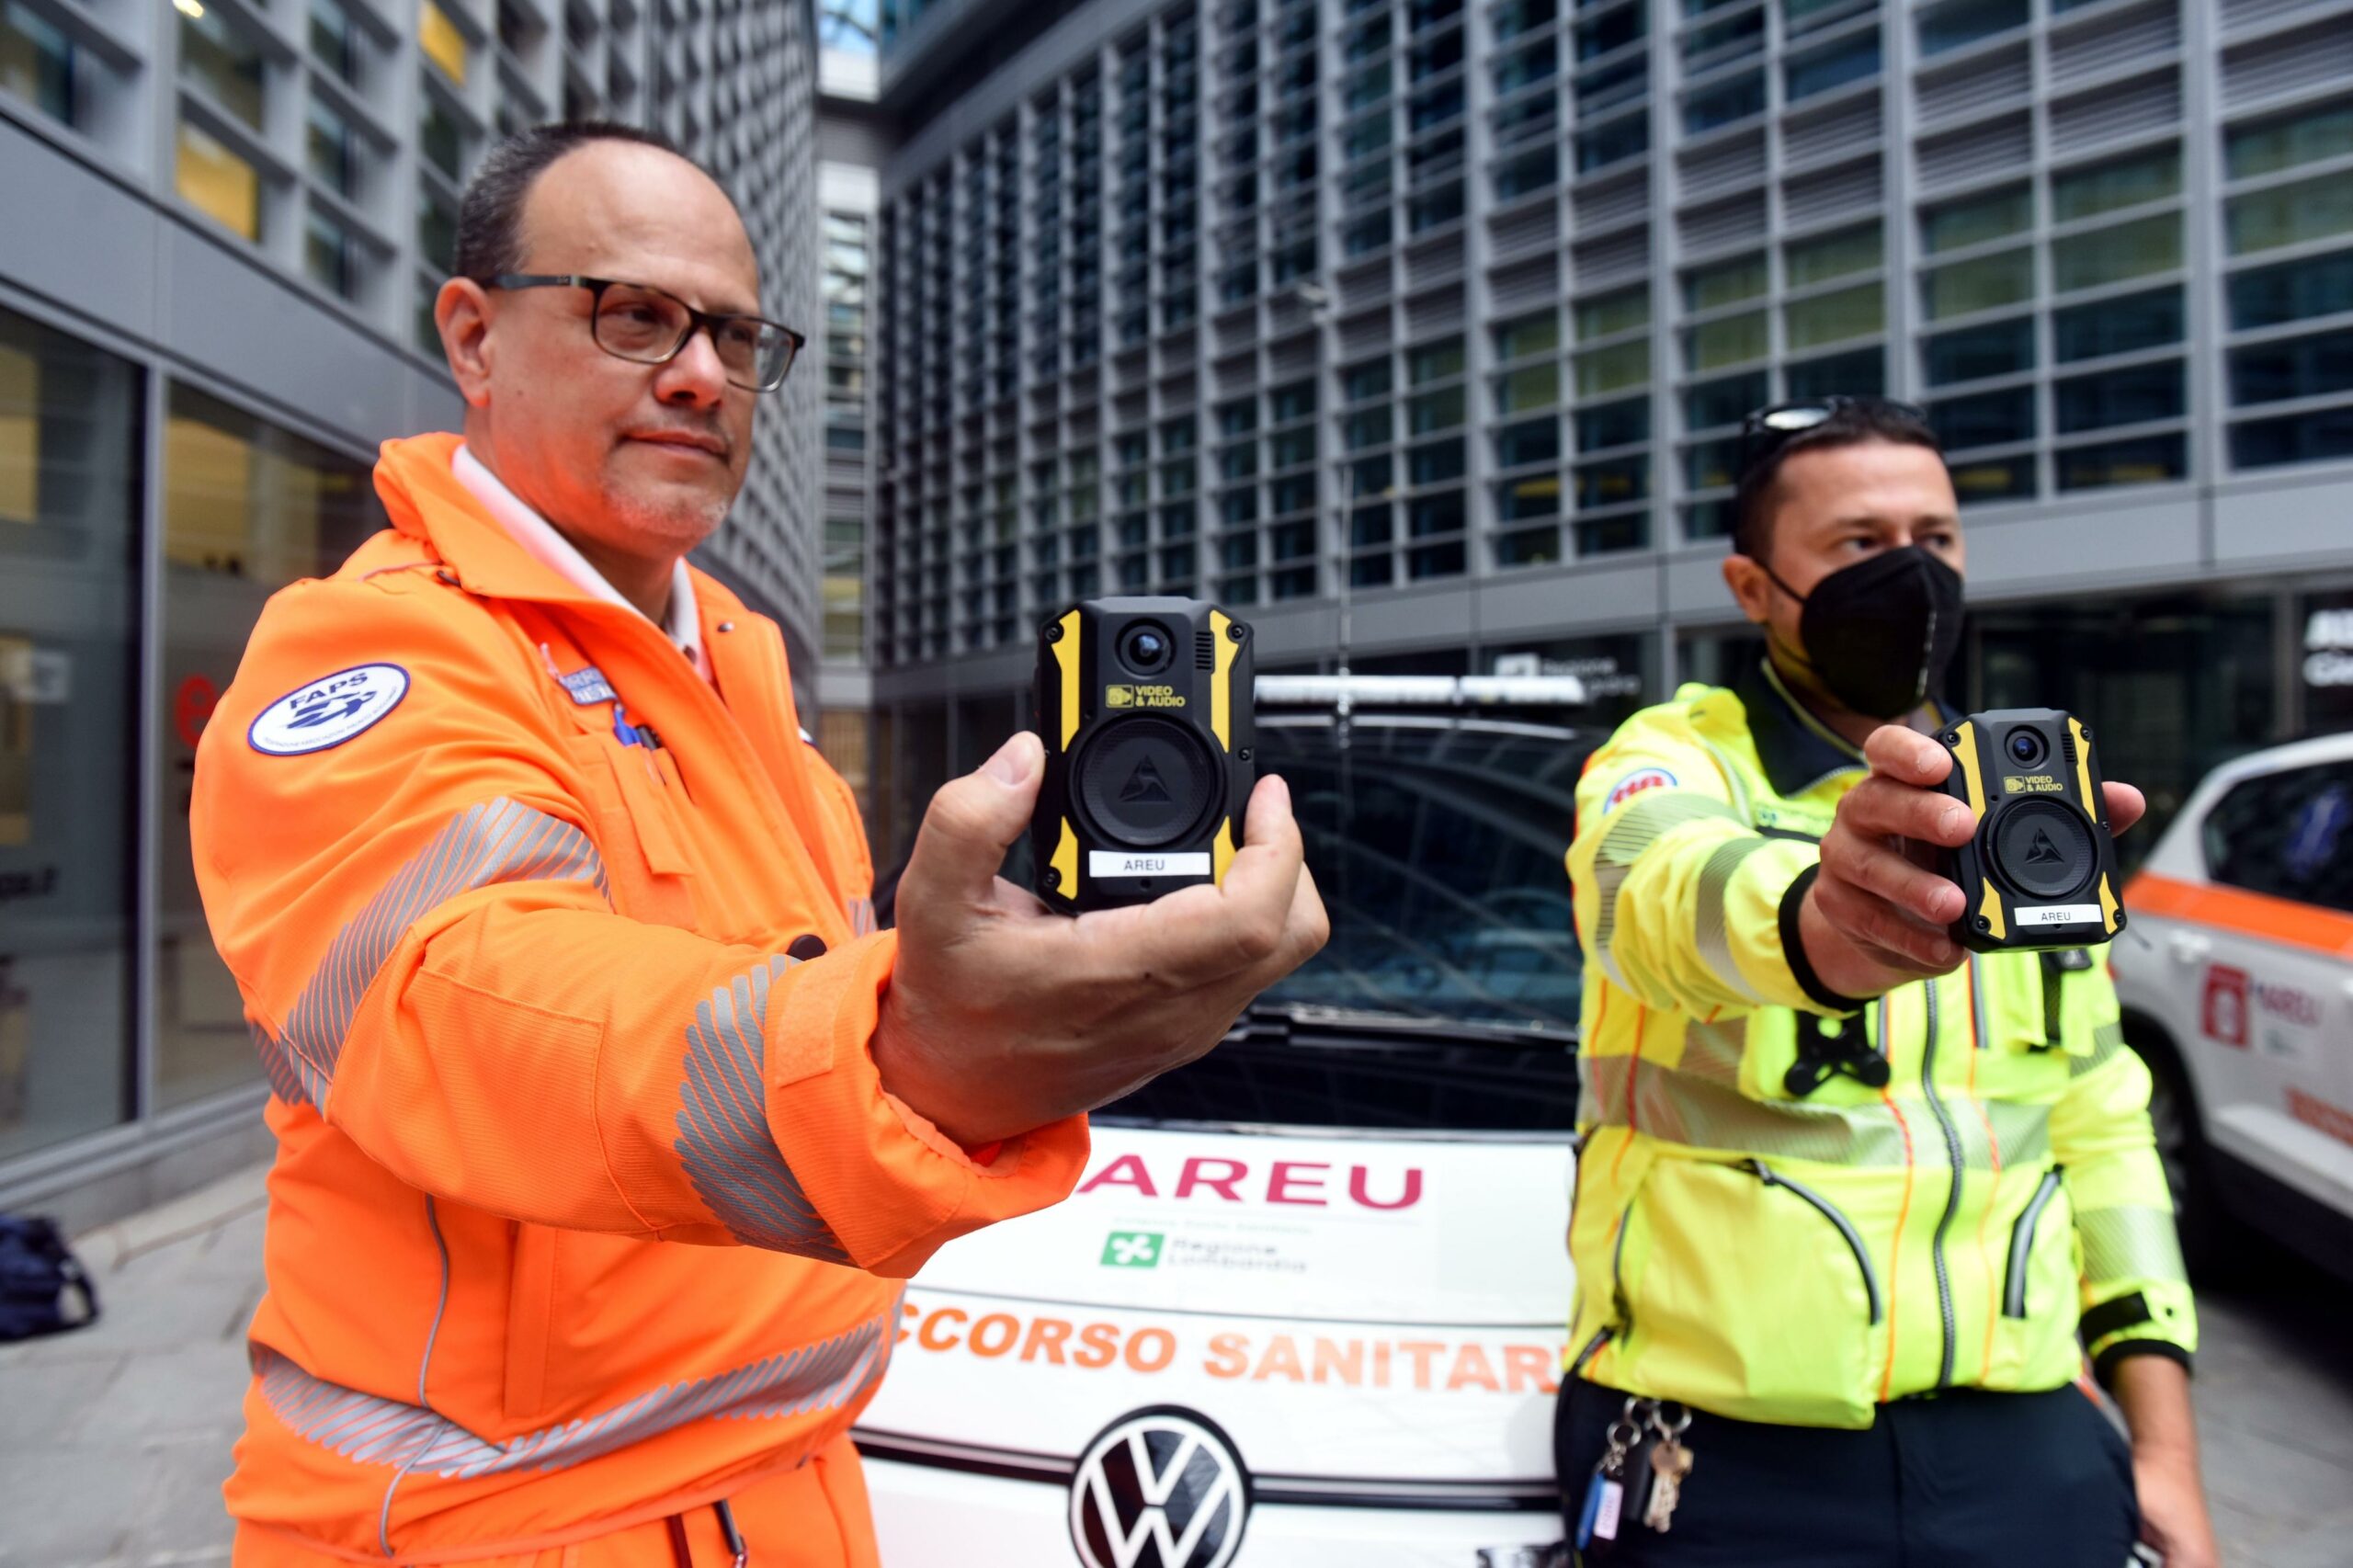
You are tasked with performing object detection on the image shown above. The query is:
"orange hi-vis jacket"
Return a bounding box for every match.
[192,432,1089,1563]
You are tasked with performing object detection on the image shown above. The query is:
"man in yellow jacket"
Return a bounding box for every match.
[194,123,1324,1565]
[1559,398,2216,1566]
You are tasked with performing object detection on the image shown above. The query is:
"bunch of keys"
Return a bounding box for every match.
[1576,1397,1699,1555]
[1642,1403,1695,1533]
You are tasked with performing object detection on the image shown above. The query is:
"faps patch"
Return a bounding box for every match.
[1602,767,1677,812]
[248,664,410,756]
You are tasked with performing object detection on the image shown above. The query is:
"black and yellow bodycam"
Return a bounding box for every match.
[1936,708,2125,954]
[1029,597,1255,914]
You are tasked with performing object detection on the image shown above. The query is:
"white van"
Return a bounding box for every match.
[856,708,1598,1567]
[2110,733,2353,1280]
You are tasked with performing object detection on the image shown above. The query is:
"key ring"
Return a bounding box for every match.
[1648,1401,1691,1440]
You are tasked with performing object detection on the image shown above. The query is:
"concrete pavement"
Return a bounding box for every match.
[3,1162,2348,1566]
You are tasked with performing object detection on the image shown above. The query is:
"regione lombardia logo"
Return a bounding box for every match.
[248,664,411,756]
[1069,1406,1251,1568]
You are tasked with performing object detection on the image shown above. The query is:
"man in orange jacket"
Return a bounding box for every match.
[193,122,1326,1567]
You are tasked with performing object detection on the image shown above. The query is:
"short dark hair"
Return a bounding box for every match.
[1731,399,1944,563]
[452,120,729,282]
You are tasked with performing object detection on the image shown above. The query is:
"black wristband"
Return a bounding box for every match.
[1779,864,1870,1016]
[2093,1338,2193,1389]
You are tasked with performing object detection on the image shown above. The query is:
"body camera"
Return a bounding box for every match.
[1935,708,2126,953]
[1030,597,1255,914]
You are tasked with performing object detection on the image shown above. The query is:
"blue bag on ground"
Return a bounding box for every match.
[0,1214,99,1340]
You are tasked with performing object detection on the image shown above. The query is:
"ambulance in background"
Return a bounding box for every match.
[857,677,1597,1567]
[2110,733,2353,1280]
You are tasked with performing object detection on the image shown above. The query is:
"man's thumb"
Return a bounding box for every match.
[904,731,1044,905]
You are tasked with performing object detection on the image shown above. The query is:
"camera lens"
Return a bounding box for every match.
[2006,729,2048,767]
[1121,624,1173,673]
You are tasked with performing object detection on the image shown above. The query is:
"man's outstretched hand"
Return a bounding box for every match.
[872,731,1330,1149]
[1801,725,2144,1003]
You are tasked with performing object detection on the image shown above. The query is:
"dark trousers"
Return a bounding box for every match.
[1554,1377,2141,1568]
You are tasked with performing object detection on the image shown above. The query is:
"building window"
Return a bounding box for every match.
[1923,248,2032,319]
[2051,145,2179,224]
[1574,454,1647,509]
[419,0,469,85]
[1496,474,1561,521]
[2228,327,2353,407]
[1,1,76,124]
[2055,433,2186,491]
[1576,397,1648,451]
[2226,174,2353,256]
[2054,361,2184,434]
[1785,282,1882,350]
[0,306,142,1161]
[2054,215,2180,293]
[417,187,457,274]
[2052,287,2181,363]
[1785,32,1877,101]
[2229,407,2353,470]
[2227,252,2353,330]
[1785,347,1882,400]
[1493,309,1561,360]
[1918,0,2027,55]
[1686,370,1768,430]
[1923,317,2035,385]
[1493,362,1561,415]
[1683,68,1762,135]
[1686,309,1768,371]
[303,208,361,300]
[179,4,266,130]
[309,0,360,85]
[420,87,470,182]
[1409,387,1466,434]
[1947,453,2035,506]
[2224,99,2353,181]
[1576,286,1650,340]
[1928,386,2035,450]
[1407,438,1465,485]
[1408,336,1465,385]
[1922,184,2030,254]
[176,120,264,242]
[1496,418,1560,468]
[1786,222,1881,288]
[1685,253,1766,312]
[306,95,359,198]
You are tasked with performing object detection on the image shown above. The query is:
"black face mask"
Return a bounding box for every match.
[1766,547,1964,721]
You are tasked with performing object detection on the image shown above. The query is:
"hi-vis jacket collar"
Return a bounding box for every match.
[1734,651,1946,800]
[374,432,667,618]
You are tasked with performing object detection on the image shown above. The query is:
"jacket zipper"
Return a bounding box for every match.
[1743,1160,1882,1324]
[2003,1167,2065,1320]
[1917,978,1966,1389]
[1569,1324,1615,1379]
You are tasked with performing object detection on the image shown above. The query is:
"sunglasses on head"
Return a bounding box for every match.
[1736,395,1930,485]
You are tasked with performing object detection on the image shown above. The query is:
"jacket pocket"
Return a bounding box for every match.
[1616,1156,1880,1426]
[504,1221,558,1421]
[563,733,697,929]
[2003,1165,2065,1319]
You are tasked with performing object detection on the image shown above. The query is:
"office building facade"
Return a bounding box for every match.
[864,0,2353,864]
[0,0,823,1223]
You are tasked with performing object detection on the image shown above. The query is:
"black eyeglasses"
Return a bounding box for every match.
[1736,395,1930,483]
[481,274,805,392]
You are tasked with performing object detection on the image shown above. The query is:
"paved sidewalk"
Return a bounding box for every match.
[2,1162,2349,1565]
[0,1165,265,1568]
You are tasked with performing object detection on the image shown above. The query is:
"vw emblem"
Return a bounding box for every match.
[1068,1406,1252,1568]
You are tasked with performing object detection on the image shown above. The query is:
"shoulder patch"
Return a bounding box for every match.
[247,664,411,756]
[1603,767,1677,813]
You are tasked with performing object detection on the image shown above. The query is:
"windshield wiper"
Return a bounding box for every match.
[1237,999,1574,1050]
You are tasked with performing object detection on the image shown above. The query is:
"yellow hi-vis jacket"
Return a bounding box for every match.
[1563,656,2194,1428]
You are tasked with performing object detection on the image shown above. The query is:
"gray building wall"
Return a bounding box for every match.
[0,0,823,1226]
[862,0,2353,851]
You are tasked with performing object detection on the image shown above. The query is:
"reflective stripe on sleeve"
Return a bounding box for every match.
[1693,836,1773,1002]
[675,955,853,1263]
[250,1300,896,1478]
[2075,1204,2188,1287]
[255,798,609,1109]
[1589,792,1745,982]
